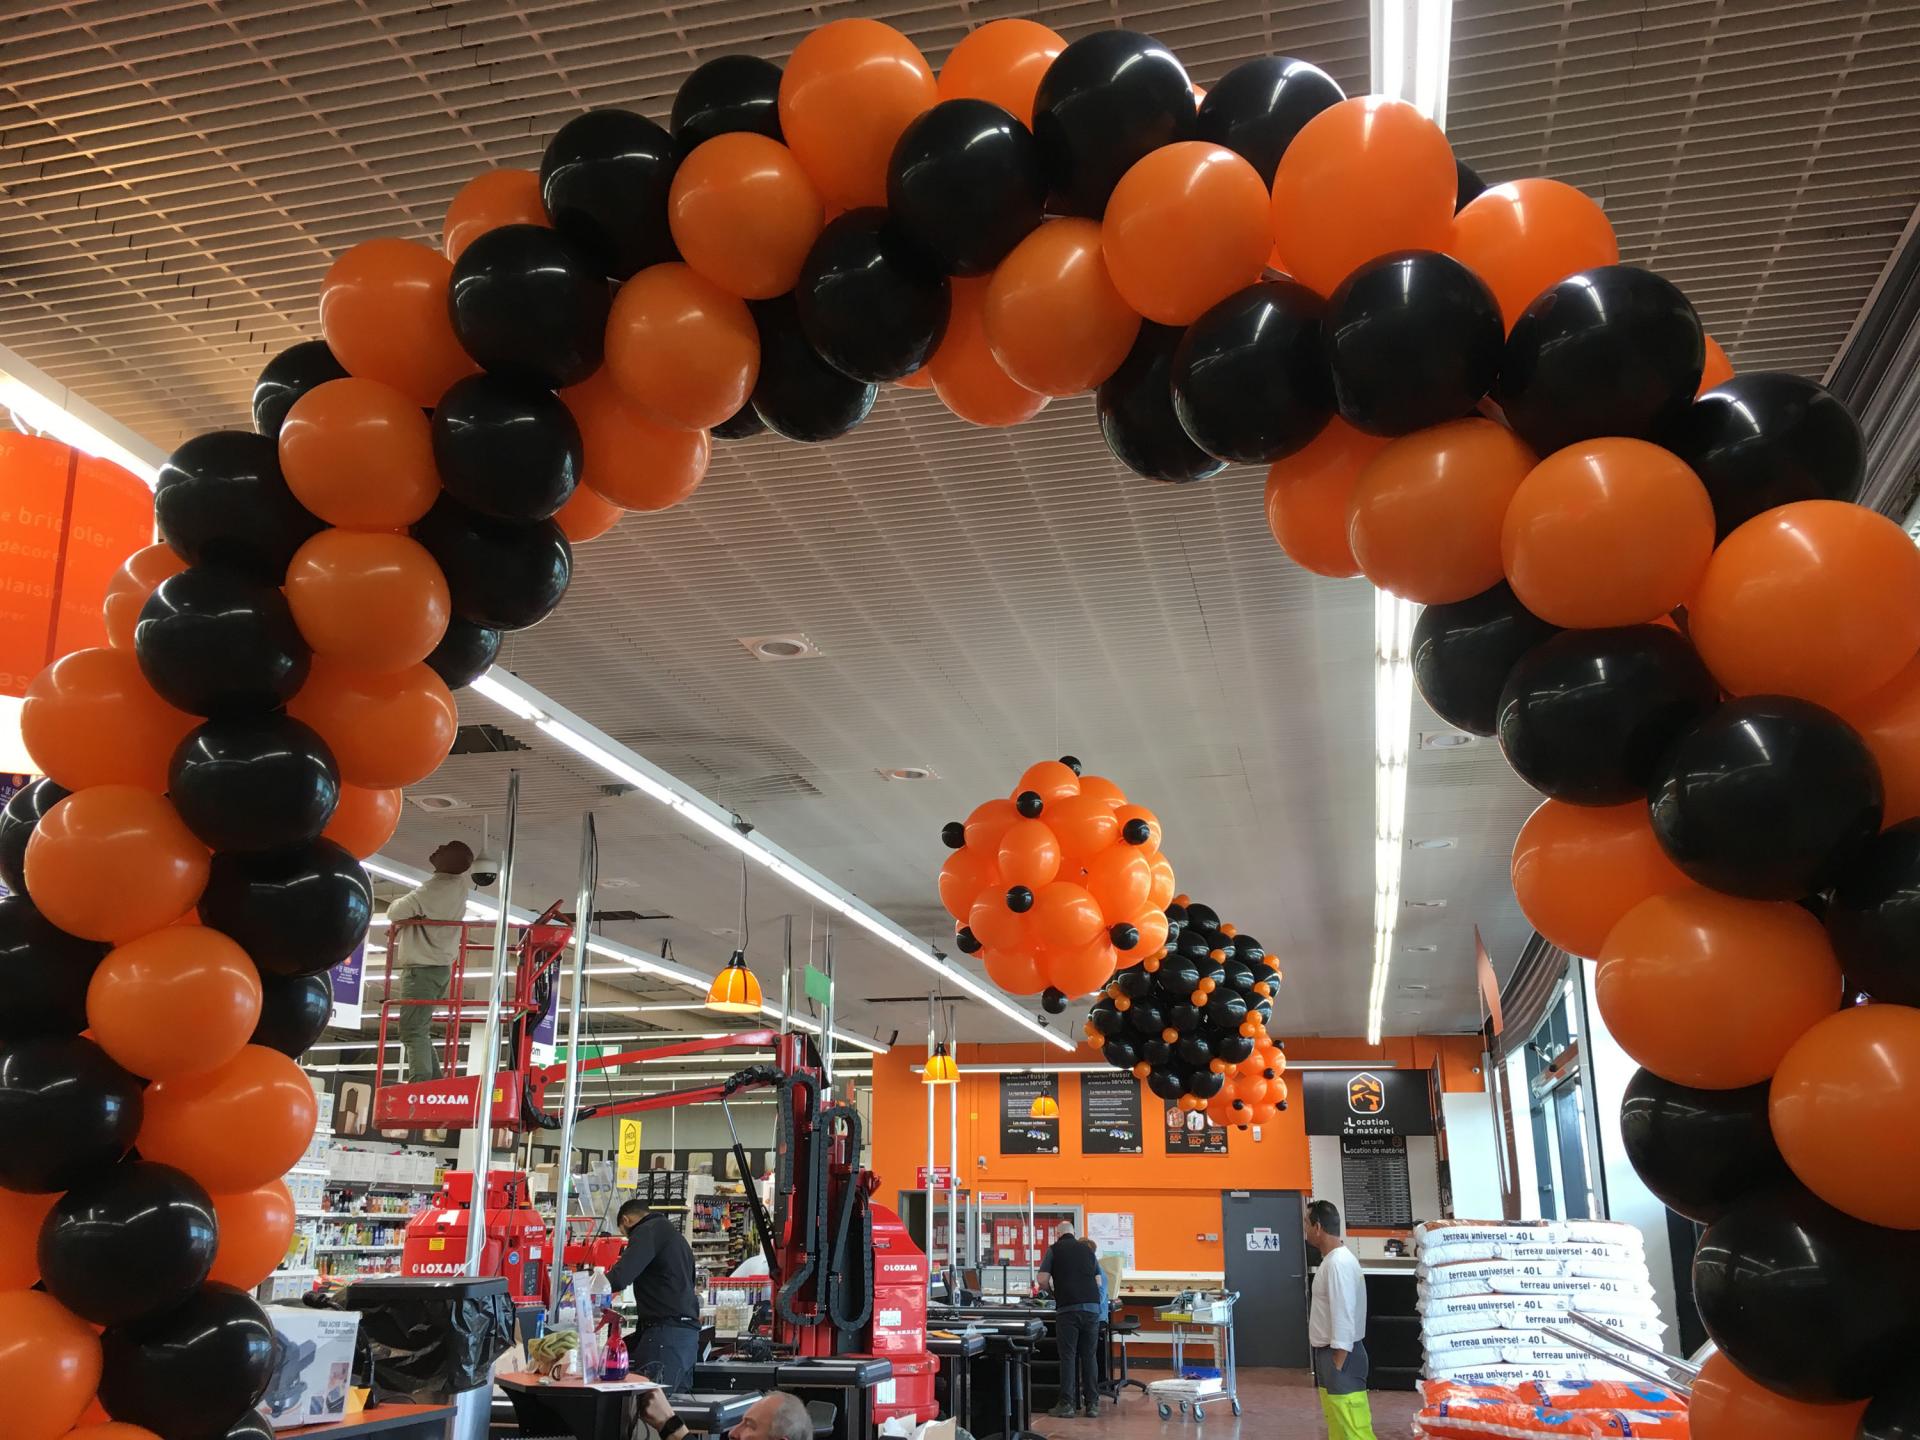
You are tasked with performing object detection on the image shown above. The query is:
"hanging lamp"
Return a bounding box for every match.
[923,1042,959,1084]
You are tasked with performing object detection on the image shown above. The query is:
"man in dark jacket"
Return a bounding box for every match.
[607,1197,701,1390]
[1037,1223,1105,1418]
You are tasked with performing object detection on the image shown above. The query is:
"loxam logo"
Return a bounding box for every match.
[410,1092,476,1106]
[1347,1073,1385,1115]
[412,1262,467,1275]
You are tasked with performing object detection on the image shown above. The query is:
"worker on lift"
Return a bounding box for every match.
[385,839,474,1082]
[608,1196,702,1390]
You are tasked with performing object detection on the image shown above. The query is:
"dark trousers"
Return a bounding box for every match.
[1057,1309,1100,1409]
[628,1322,699,1391]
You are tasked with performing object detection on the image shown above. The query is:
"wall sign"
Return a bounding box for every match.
[329,943,365,1028]
[998,1073,1060,1155]
[1080,1072,1143,1154]
[1302,1068,1435,1138]
[615,1118,643,1188]
[1340,1132,1414,1228]
[1163,1102,1228,1155]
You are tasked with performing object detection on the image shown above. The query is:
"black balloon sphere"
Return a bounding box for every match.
[1649,696,1883,900]
[412,495,573,631]
[424,616,503,691]
[1826,818,1920,1006]
[251,970,334,1058]
[431,374,583,522]
[1171,280,1332,464]
[155,430,324,583]
[1099,324,1228,483]
[40,1160,218,1326]
[251,339,348,439]
[712,402,766,441]
[796,210,950,383]
[99,1283,278,1440]
[1412,582,1561,738]
[1031,29,1196,217]
[168,715,341,854]
[135,566,311,718]
[1860,1377,1920,1440]
[449,223,610,389]
[672,54,784,151]
[0,1034,142,1193]
[1498,265,1705,456]
[1194,56,1343,186]
[1496,625,1719,806]
[1325,250,1504,436]
[0,775,67,894]
[198,839,373,979]
[539,108,680,280]
[0,893,107,1040]
[1665,371,1866,539]
[887,99,1046,277]
[750,294,878,443]
[1618,1069,1789,1224]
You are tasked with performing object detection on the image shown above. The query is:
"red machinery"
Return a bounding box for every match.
[399,1170,550,1305]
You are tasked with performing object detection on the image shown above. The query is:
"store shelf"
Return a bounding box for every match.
[315,1244,406,1254]
[273,1267,320,1279]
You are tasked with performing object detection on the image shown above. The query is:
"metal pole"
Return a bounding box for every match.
[1027,1190,1037,1295]
[925,993,936,1236]
[464,769,521,1277]
[547,812,597,1315]
[780,915,794,1036]
[821,914,835,1091]
[947,1006,958,1280]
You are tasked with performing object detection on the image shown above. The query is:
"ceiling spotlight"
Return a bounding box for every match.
[1407,836,1456,850]
[1419,731,1477,750]
[879,765,938,782]
[408,793,466,811]
[739,632,822,662]
[1404,899,1448,910]
[1403,944,1437,953]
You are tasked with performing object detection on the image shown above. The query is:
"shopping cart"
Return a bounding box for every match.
[1149,1290,1242,1421]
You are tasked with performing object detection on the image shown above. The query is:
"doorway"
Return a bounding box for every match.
[1220,1190,1310,1368]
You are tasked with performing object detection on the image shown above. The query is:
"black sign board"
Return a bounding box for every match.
[1162,1102,1229,1155]
[1302,1068,1435,1138]
[1080,1072,1143,1154]
[999,1073,1060,1155]
[1341,1133,1414,1227]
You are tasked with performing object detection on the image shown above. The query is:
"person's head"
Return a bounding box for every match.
[1305,1199,1343,1253]
[729,1390,812,1440]
[1054,1223,1074,1243]
[1082,1236,1097,1251]
[616,1198,650,1235]
[429,840,473,875]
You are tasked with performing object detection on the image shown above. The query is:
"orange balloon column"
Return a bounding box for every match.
[287,658,456,789]
[284,530,451,673]
[277,378,442,530]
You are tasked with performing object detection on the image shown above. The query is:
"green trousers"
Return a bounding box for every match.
[396,965,450,1081]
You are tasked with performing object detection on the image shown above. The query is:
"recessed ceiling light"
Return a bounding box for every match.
[739,632,822,662]
[1420,731,1478,750]
[1407,836,1457,850]
[1404,899,1447,910]
[408,793,465,812]
[1403,944,1437,953]
[1400,983,1429,992]
[878,765,938,782]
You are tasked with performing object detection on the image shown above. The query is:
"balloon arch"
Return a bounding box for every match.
[3,15,1919,1438]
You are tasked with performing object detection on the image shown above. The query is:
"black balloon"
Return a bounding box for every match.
[0,775,67,894]
[424,616,503,690]
[1665,372,1866,539]
[1203,991,1247,1031]
[887,99,1045,277]
[135,566,310,718]
[0,893,107,1040]
[1325,251,1504,436]
[40,1161,218,1326]
[1167,1002,1201,1034]
[251,971,334,1057]
[1412,582,1561,737]
[432,373,583,521]
[1649,696,1883,901]
[412,495,572,632]
[252,339,347,438]
[199,839,372,979]
[1171,280,1332,464]
[449,224,609,389]
[1187,1069,1225,1101]
[1185,902,1221,932]
[1860,1377,1920,1440]
[540,109,679,280]
[1496,625,1719,806]
[796,210,950,383]
[1098,324,1228,483]
[1146,1068,1186,1100]
[1040,986,1068,1015]
[672,54,784,151]
[1177,1033,1214,1067]
[227,1415,277,1440]
[1827,819,1920,1006]
[1693,1185,1920,1403]
[1454,159,1487,213]
[1114,967,1156,999]
[1216,1033,1256,1065]
[100,1284,278,1440]
[0,1034,141,1192]
[750,294,877,442]
[1089,1003,1125,1038]
[1194,56,1343,187]
[1498,265,1705,456]
[1618,1069,1789,1224]
[170,715,340,854]
[712,402,765,441]
[155,430,324,583]
[1101,1037,1140,1071]
[1031,30,1196,217]
[1126,1000,1166,1037]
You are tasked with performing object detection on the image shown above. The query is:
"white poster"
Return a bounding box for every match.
[1087,1211,1136,1269]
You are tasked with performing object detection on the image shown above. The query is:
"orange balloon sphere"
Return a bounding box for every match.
[278,377,442,530]
[552,483,624,544]
[1502,438,1715,628]
[285,529,450,673]
[670,135,823,300]
[443,168,548,262]
[101,543,186,652]
[1348,418,1537,604]
[25,786,208,943]
[0,1187,55,1289]
[0,1288,101,1440]
[207,1181,297,1290]
[21,646,196,792]
[563,371,712,512]
[87,925,262,1080]
[779,19,937,210]
[1511,800,1694,959]
[930,278,1048,427]
[140,1044,319,1194]
[981,946,1044,995]
[1103,143,1272,325]
[1264,419,1390,578]
[1031,881,1104,950]
[1690,500,1920,708]
[318,237,475,408]
[1690,1351,1865,1440]
[1448,179,1619,330]
[984,220,1141,396]
[1271,97,1455,297]
[937,19,1065,127]
[1840,653,1920,826]
[1771,1003,1920,1229]
[605,262,759,431]
[287,658,456,789]
[1699,335,1735,395]
[1596,891,1841,1089]
[321,784,404,859]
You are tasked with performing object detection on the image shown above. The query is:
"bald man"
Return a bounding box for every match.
[640,1386,811,1440]
[386,839,472,1081]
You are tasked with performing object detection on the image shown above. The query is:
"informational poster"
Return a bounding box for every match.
[1341,1133,1414,1227]
[999,1073,1060,1155]
[1080,1072,1143,1154]
[329,944,365,1028]
[1163,1102,1229,1155]
[530,975,559,1065]
[1302,1069,1435,1137]
[615,1118,643,1188]
[1087,1211,1136,1269]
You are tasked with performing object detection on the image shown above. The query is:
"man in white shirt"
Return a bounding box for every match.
[385,840,473,1081]
[1306,1199,1377,1440]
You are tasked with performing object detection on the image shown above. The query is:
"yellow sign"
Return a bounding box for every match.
[616,1118,643,1188]
[429,1238,445,1251]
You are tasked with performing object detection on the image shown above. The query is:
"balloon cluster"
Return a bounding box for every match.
[938,758,1174,1002]
[1084,900,1287,1128]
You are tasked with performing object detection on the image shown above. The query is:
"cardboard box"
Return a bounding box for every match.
[261,1307,360,1429]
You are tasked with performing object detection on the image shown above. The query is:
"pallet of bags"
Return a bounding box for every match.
[1414,1379,1689,1439]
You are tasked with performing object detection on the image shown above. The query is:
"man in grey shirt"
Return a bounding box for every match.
[385,840,472,1081]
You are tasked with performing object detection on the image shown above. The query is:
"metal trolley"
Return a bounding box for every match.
[1148,1290,1242,1421]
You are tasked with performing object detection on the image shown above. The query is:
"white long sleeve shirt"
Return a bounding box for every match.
[1308,1244,1367,1352]
[385,873,472,968]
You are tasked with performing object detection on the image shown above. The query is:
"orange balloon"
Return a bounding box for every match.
[1271,97,1455,297]
[1501,439,1715,628]
[1840,653,1920,826]
[895,365,933,390]
[101,544,185,652]
[20,647,195,792]
[1113,804,1162,853]
[937,19,1065,127]
[1047,794,1121,860]
[964,797,1022,853]
[1699,335,1735,395]
[25,786,208,944]
[939,847,997,923]
[969,892,1031,954]
[1690,1351,1865,1440]
[0,1289,101,1440]
[929,278,1048,427]
[443,168,548,262]
[1511,800,1694,958]
[1771,1003,1920,1229]
[1690,500,1920,709]
[287,658,456,789]
[1264,419,1390,578]
[140,1045,319,1194]
[1132,909,1171,956]
[86,925,262,1080]
[1448,179,1619,330]
[981,946,1044,995]
[278,377,442,530]
[285,529,450,673]
[0,1188,55,1289]
[1148,854,1177,910]
[318,237,475,408]
[321,784,404,859]
[1348,417,1537,604]
[605,262,759,431]
[563,371,712,512]
[552,483,624,544]
[207,1181,297,1290]
[779,19,937,210]
[984,220,1141,396]
[998,819,1062,889]
[1045,937,1119,997]
[1076,775,1126,809]
[1017,760,1082,802]
[1031,882,1104,950]
[1103,143,1272,326]
[1596,891,1840,1089]
[1084,847,1152,921]
[670,135,824,300]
